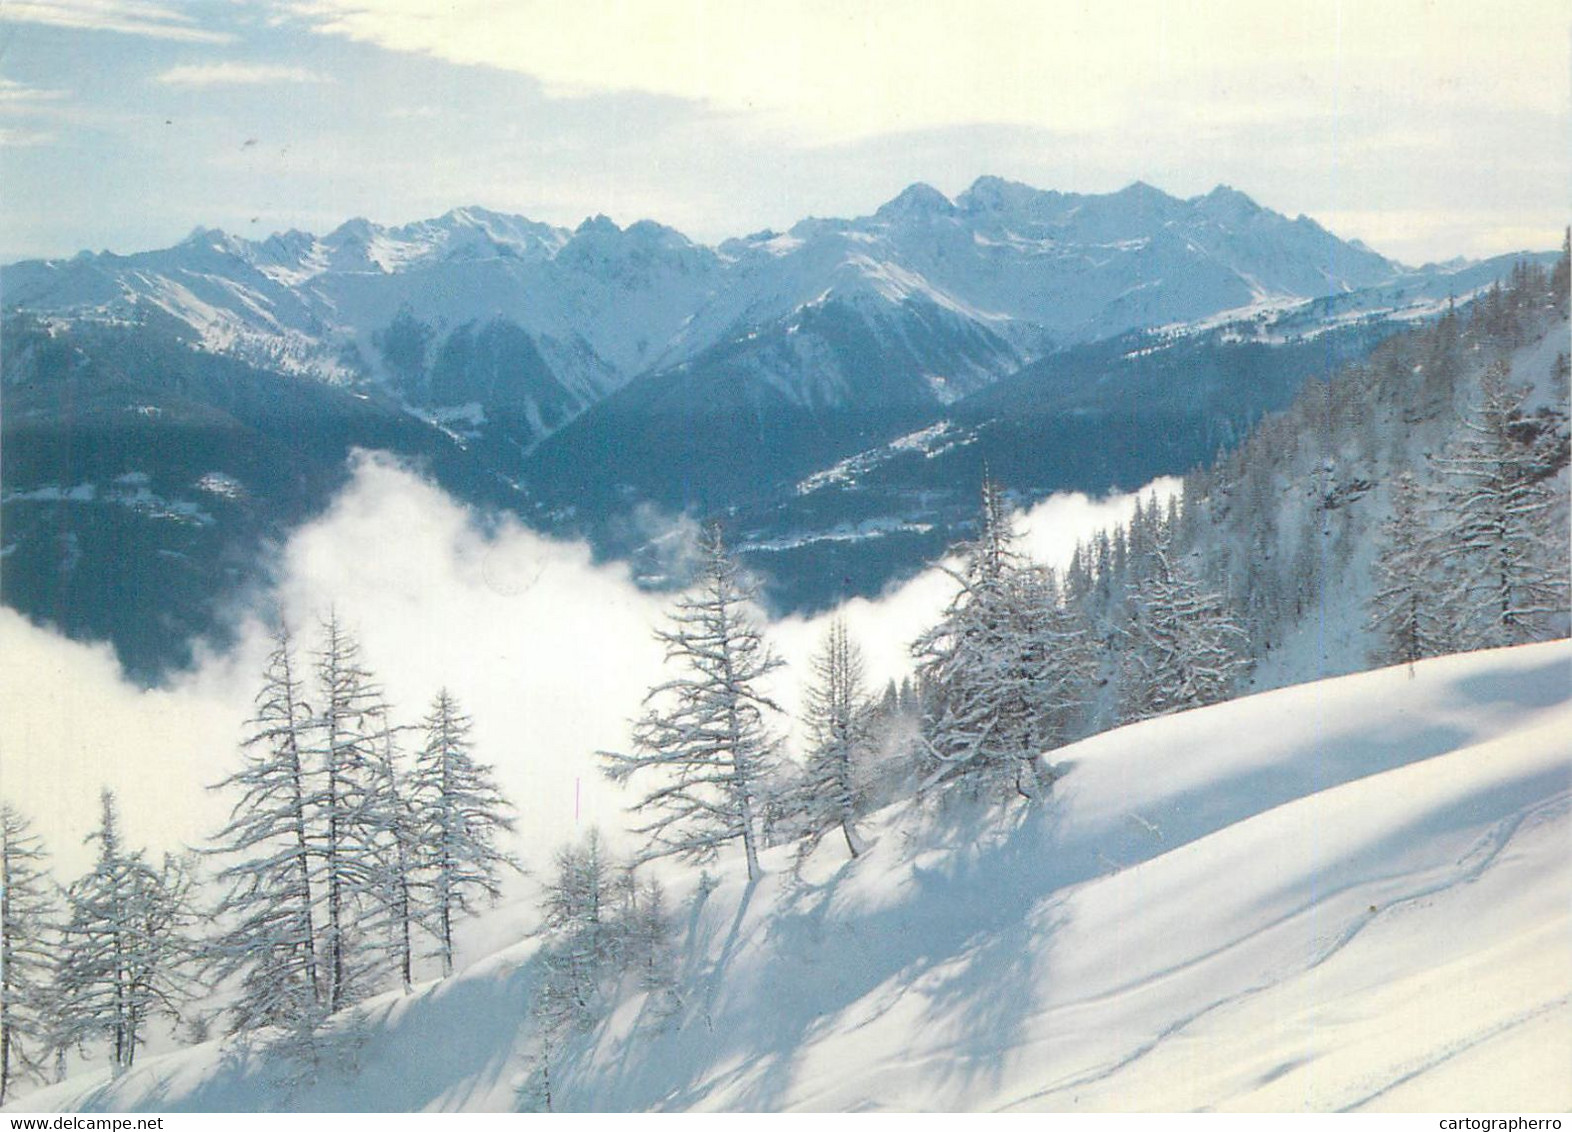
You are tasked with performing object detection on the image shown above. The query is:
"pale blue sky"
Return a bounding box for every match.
[1,0,1567,264]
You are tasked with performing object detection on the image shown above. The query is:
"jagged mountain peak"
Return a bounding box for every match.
[1191,184,1268,228]
[955,174,1064,217]
[259,227,316,249]
[1115,178,1174,202]
[393,207,565,263]
[325,215,377,243]
[574,213,621,236]
[875,182,957,221]
[1097,179,1187,222]
[177,225,253,261]
[1200,183,1261,207]
[438,203,516,227]
[180,224,227,246]
[558,215,711,276]
[622,218,698,248]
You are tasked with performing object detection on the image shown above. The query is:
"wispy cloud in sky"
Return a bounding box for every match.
[0,78,66,148]
[0,77,68,104]
[282,0,1567,144]
[154,62,333,87]
[0,126,57,147]
[0,0,1564,264]
[0,0,232,42]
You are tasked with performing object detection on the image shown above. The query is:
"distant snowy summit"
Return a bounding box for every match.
[0,177,1538,462]
[1,179,1408,377]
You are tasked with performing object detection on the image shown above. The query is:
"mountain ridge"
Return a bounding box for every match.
[2,177,1512,455]
[1,178,1405,360]
[3,179,1558,678]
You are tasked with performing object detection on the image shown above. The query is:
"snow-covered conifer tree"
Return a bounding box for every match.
[207,626,326,1037]
[602,527,783,881]
[407,689,517,977]
[794,618,875,859]
[1417,300,1464,419]
[1117,535,1251,724]
[532,830,671,1028]
[210,618,438,1049]
[1064,541,1095,609]
[1,804,57,1103]
[622,876,673,994]
[525,830,672,1113]
[307,612,398,1012]
[56,792,196,1072]
[369,708,418,991]
[1552,227,1570,313]
[914,481,1092,798]
[537,830,627,1018]
[1432,362,1570,648]
[1367,472,1449,666]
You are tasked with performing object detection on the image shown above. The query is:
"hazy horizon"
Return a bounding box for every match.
[5,174,1563,272]
[0,0,1566,265]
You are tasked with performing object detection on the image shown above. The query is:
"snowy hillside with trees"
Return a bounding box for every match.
[2,237,1565,1116]
[1055,248,1570,716]
[9,640,1569,1112]
[3,0,1568,1113]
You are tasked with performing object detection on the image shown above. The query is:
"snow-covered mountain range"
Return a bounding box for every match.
[0,178,1456,430]
[1,179,1559,678]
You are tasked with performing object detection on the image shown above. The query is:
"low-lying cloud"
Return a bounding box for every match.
[0,453,1171,882]
[767,478,1181,730]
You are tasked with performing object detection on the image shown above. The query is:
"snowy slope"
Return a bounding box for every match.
[17,641,1570,1113]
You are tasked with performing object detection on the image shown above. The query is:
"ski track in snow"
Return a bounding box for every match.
[994,792,1570,1111]
[1343,994,1572,1112]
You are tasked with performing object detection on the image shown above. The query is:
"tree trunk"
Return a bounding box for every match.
[841,819,864,859]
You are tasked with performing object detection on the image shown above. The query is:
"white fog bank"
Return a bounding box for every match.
[0,454,1175,877]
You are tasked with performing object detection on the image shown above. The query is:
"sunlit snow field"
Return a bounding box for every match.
[18,640,1569,1113]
